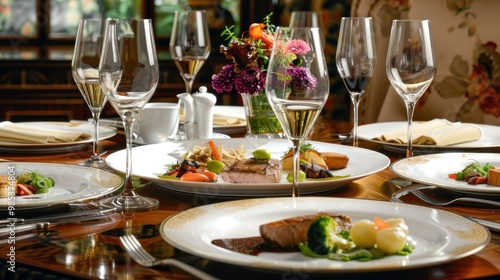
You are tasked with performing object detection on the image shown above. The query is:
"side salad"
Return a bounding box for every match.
[16,170,56,196]
[448,161,494,185]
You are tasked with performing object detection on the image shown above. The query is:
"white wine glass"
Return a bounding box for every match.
[386,20,437,157]
[71,18,107,168]
[336,17,377,147]
[169,10,211,94]
[266,27,329,197]
[98,18,159,211]
[169,10,211,139]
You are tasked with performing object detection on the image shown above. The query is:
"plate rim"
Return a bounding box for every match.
[106,139,391,197]
[0,162,124,209]
[358,121,500,149]
[159,197,490,273]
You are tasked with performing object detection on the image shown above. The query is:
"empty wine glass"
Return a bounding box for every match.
[71,18,107,168]
[98,18,159,211]
[386,20,437,157]
[169,10,211,139]
[266,27,330,197]
[336,17,377,147]
[289,11,323,28]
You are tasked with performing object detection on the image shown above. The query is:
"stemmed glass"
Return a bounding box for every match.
[71,19,107,168]
[386,20,437,157]
[289,11,322,28]
[169,10,211,94]
[266,27,329,197]
[336,17,377,147]
[98,18,160,211]
[169,10,211,139]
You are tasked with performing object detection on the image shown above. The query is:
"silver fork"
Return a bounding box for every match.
[409,185,500,207]
[119,235,219,280]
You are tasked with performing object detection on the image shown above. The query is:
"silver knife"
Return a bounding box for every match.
[0,208,116,226]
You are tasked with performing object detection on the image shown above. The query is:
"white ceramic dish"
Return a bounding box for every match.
[0,162,123,209]
[0,122,116,153]
[160,197,490,273]
[358,122,500,150]
[106,138,390,197]
[391,153,500,195]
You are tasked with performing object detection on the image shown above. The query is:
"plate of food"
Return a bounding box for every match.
[0,121,116,153]
[0,162,123,209]
[105,138,390,196]
[391,153,500,195]
[160,197,489,273]
[357,121,500,150]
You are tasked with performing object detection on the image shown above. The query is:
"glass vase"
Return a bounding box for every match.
[241,92,284,138]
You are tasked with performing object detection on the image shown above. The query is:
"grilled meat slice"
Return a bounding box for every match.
[259,212,352,248]
[220,158,282,183]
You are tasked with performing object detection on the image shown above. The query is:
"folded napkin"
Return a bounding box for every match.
[374,119,482,146]
[0,121,91,144]
[180,113,246,126]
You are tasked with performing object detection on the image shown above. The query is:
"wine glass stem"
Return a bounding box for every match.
[91,111,101,158]
[350,93,362,147]
[185,79,194,94]
[404,101,416,157]
[292,138,301,197]
[122,117,137,197]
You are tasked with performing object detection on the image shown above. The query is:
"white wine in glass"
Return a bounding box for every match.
[386,20,437,157]
[169,10,211,94]
[266,27,329,197]
[71,18,107,168]
[98,18,160,212]
[336,17,376,147]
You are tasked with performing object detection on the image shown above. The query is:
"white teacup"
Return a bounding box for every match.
[136,102,179,144]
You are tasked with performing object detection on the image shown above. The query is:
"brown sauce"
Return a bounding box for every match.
[211,236,298,256]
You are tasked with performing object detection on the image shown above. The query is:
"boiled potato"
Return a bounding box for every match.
[376,227,407,254]
[385,218,409,235]
[350,219,377,248]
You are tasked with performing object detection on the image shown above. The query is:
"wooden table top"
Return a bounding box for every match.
[1,119,499,280]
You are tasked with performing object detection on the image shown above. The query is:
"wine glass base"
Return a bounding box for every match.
[79,156,108,169]
[99,195,159,212]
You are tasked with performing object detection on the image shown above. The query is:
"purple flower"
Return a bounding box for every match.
[211,64,235,93]
[234,67,266,94]
[284,39,310,55]
[287,66,317,90]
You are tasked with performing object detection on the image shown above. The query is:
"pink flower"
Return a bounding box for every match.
[284,39,310,55]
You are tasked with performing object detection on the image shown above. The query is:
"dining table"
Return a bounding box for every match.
[0,118,499,280]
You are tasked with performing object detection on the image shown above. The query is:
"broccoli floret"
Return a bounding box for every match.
[306,216,354,255]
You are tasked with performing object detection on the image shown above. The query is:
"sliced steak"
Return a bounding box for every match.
[259,212,352,248]
[220,158,282,183]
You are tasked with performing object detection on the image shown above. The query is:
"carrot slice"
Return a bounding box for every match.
[448,173,457,179]
[202,171,218,181]
[208,140,221,161]
[374,217,390,231]
[180,173,211,182]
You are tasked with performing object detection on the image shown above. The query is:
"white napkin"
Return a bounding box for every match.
[180,113,246,126]
[0,121,91,144]
[374,119,483,146]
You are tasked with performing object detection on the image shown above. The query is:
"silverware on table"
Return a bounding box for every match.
[409,185,500,207]
[120,234,219,280]
[391,185,500,232]
[0,211,118,237]
[0,208,116,226]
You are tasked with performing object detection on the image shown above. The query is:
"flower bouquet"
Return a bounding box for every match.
[211,14,299,138]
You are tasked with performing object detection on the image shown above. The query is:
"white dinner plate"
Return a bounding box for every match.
[391,153,500,195]
[358,122,500,150]
[0,121,117,153]
[105,138,390,197]
[160,197,490,273]
[0,162,123,209]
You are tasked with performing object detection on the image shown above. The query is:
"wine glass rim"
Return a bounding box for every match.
[393,19,431,23]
